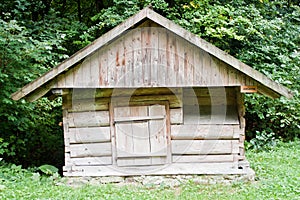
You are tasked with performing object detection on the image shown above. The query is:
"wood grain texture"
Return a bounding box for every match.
[69,142,112,158]
[12,7,292,101]
[114,105,168,166]
[67,127,111,143]
[68,156,112,166]
[171,124,241,140]
[63,162,252,176]
[171,140,239,155]
[67,111,109,127]
[172,155,234,163]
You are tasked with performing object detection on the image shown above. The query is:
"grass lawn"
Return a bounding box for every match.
[0,141,299,200]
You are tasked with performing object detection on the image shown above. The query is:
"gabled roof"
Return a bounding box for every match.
[11,7,293,101]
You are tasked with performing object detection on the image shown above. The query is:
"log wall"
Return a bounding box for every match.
[170,87,242,166]
[63,87,247,176]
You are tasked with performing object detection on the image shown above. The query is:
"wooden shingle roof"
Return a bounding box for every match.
[11,7,293,101]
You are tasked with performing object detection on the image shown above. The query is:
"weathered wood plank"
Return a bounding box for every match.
[63,162,251,176]
[63,109,70,147]
[183,96,235,106]
[166,30,177,86]
[193,49,203,85]
[184,87,236,97]
[67,127,111,143]
[171,140,239,155]
[64,98,109,112]
[133,28,142,86]
[151,27,159,86]
[149,105,167,164]
[114,106,134,164]
[123,29,133,86]
[107,44,116,86]
[157,28,167,86]
[170,108,183,124]
[115,36,126,86]
[236,88,246,159]
[183,105,239,125]
[172,155,234,163]
[112,95,181,108]
[184,42,195,85]
[70,143,112,158]
[141,27,151,85]
[115,106,152,166]
[68,111,110,127]
[116,152,167,158]
[69,156,112,166]
[114,115,165,122]
[109,103,117,165]
[99,47,108,85]
[117,156,166,167]
[131,120,151,166]
[89,51,100,86]
[95,87,181,98]
[171,125,241,140]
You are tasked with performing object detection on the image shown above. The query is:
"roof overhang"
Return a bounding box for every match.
[11,7,293,101]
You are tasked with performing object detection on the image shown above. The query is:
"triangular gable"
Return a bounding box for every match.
[11,7,293,101]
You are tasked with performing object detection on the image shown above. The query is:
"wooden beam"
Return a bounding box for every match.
[67,127,111,143]
[63,162,253,176]
[171,140,239,155]
[69,142,112,158]
[171,124,241,140]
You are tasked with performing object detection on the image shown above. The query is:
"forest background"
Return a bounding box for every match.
[0,0,299,170]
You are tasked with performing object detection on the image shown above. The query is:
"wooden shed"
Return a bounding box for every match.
[11,7,292,177]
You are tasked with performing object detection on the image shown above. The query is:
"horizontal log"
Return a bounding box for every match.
[70,142,112,158]
[170,108,183,124]
[63,98,109,112]
[171,125,241,140]
[70,88,182,99]
[184,87,236,97]
[68,156,112,166]
[172,155,234,163]
[111,95,182,108]
[117,157,166,167]
[183,105,239,124]
[171,140,239,155]
[183,96,235,106]
[67,127,111,143]
[63,162,252,176]
[68,111,110,127]
[117,151,167,158]
[114,115,165,123]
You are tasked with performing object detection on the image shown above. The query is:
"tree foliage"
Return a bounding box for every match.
[0,0,299,169]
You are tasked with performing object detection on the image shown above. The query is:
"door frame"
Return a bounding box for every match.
[109,100,171,166]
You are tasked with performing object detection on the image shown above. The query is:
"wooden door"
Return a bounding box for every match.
[114,104,167,166]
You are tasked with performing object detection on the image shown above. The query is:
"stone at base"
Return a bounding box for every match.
[63,169,255,187]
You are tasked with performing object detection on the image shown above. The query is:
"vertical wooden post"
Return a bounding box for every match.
[62,91,71,169]
[236,88,246,161]
[165,102,172,164]
[109,102,117,165]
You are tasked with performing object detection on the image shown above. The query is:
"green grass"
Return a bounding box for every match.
[1,141,299,200]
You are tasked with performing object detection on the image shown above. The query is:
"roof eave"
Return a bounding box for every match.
[11,7,293,101]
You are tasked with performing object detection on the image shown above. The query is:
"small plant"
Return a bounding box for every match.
[38,164,58,176]
[246,130,278,151]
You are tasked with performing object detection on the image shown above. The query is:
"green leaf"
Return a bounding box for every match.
[38,164,58,175]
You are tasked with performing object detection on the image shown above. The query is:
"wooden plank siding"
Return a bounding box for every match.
[62,88,181,168]
[53,28,257,89]
[63,163,249,176]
